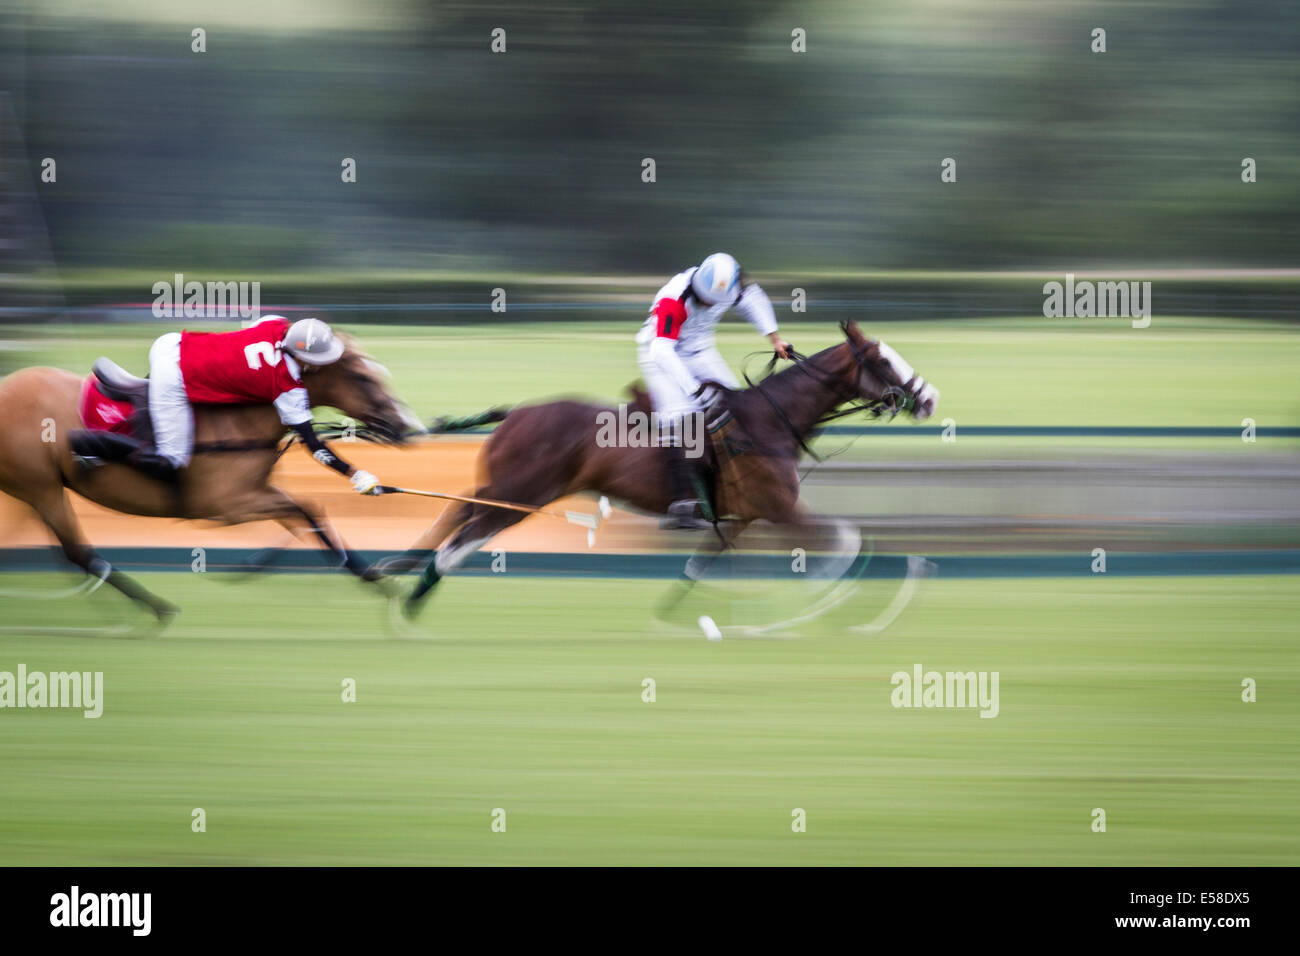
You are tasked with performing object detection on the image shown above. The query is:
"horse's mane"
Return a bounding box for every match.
[333,331,372,365]
[745,341,846,397]
[333,332,394,382]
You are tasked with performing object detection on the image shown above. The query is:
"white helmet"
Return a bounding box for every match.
[690,252,741,305]
[282,317,344,366]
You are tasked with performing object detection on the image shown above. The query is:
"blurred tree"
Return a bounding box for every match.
[10,0,1299,278]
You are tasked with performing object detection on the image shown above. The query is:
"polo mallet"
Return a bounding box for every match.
[375,485,612,547]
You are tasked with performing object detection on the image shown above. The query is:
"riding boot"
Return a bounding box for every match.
[661,445,711,531]
[125,449,181,484]
[69,429,144,469]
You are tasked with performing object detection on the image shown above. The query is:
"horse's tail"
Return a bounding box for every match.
[427,406,510,434]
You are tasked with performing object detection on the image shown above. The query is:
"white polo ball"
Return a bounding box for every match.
[698,615,722,641]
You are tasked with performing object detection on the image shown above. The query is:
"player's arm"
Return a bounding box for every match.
[276,388,381,495]
[648,298,703,396]
[733,279,790,358]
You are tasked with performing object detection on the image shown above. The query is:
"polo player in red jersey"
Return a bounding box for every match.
[133,314,382,495]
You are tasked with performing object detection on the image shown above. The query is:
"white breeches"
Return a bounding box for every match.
[636,342,738,427]
[147,332,193,466]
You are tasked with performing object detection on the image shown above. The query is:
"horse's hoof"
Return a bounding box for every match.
[152,604,180,627]
[402,591,429,620]
[367,576,401,599]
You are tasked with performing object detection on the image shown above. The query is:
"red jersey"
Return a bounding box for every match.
[178,319,303,405]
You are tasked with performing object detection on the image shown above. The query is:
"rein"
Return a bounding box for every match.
[740,343,911,463]
[194,420,393,462]
[192,438,287,455]
[742,350,827,462]
[311,421,395,444]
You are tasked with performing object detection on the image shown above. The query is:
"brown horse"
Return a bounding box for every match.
[400,320,939,616]
[0,336,413,621]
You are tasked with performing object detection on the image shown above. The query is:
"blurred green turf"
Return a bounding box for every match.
[0,572,1294,865]
[3,317,1298,435]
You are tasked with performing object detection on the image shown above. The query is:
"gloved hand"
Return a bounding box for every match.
[350,469,381,495]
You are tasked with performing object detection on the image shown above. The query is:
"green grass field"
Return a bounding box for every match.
[1,315,1296,865]
[5,316,1299,434]
[0,572,1295,865]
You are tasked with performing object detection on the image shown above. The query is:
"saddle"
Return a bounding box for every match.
[703,407,753,518]
[79,359,149,431]
[70,359,284,475]
[92,358,149,403]
[625,382,754,520]
[71,359,154,463]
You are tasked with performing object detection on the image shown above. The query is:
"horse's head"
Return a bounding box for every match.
[838,320,940,422]
[299,335,421,444]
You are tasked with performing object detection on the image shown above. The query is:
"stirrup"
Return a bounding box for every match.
[660,499,711,531]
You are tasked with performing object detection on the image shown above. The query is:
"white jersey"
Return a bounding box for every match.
[637,268,777,355]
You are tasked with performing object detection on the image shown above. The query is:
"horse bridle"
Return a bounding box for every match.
[742,338,920,463]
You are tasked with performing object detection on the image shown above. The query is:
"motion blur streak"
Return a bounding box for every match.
[0,0,1296,868]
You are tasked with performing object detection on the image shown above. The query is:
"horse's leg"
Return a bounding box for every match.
[281,497,386,582]
[283,501,379,580]
[375,495,472,577]
[654,518,751,618]
[393,498,473,608]
[403,503,528,619]
[212,486,383,583]
[654,462,802,621]
[404,431,574,616]
[26,488,179,621]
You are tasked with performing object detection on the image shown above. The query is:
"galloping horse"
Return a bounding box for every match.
[0,335,413,621]
[400,320,938,616]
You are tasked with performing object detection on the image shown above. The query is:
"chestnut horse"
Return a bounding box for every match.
[400,320,939,617]
[0,336,413,622]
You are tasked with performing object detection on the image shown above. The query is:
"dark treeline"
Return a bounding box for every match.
[6,1,1298,279]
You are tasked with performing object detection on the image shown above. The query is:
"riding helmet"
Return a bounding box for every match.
[691,253,741,305]
[283,317,344,366]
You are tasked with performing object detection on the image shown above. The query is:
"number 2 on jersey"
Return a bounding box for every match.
[244,341,282,370]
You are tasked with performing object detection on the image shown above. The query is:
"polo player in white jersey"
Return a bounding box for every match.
[635,252,791,529]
